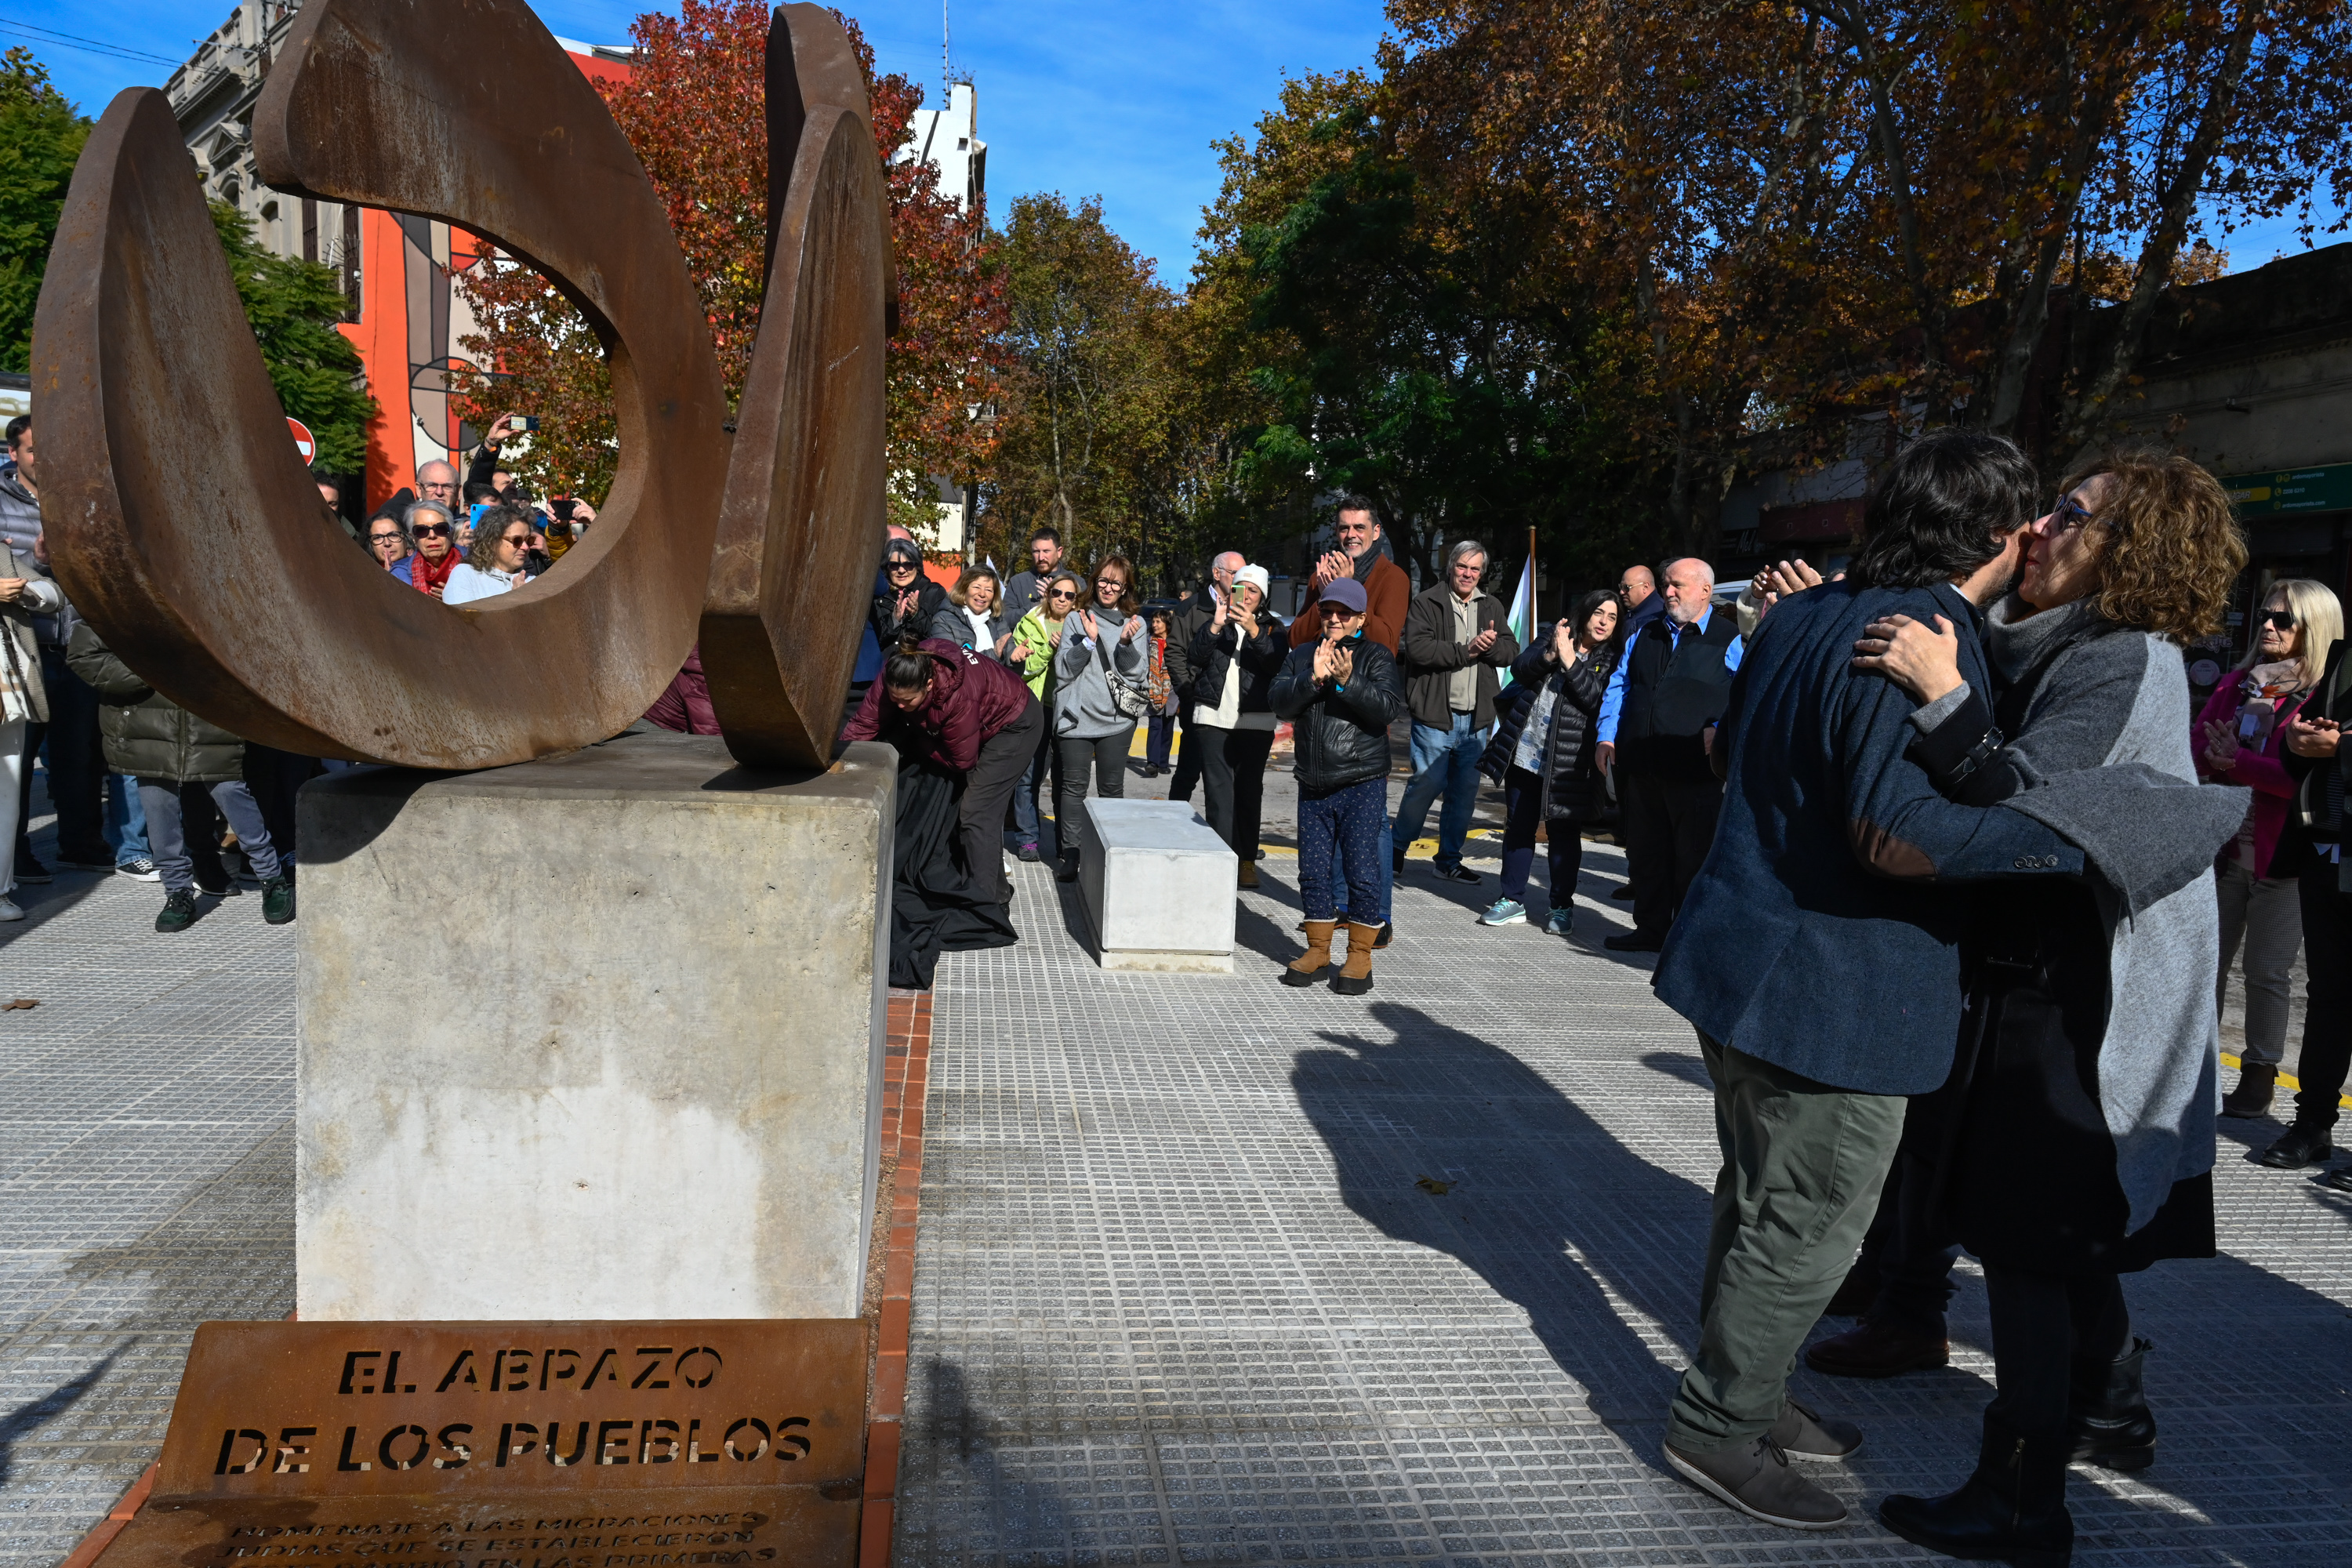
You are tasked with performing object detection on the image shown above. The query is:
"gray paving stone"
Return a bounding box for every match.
[906,818,2352,1568]
[5,764,2349,1568]
[0,803,295,1568]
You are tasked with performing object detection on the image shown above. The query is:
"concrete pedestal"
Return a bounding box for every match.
[294,733,895,1321]
[1080,799,1237,971]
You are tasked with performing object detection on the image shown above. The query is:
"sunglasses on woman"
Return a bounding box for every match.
[412,522,451,539]
[2050,494,2096,531]
[1049,588,1078,601]
[2260,608,2297,630]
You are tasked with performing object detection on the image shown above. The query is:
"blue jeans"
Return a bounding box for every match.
[1392,712,1487,867]
[1013,720,1060,855]
[107,773,150,863]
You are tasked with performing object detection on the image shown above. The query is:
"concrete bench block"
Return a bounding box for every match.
[294,733,895,1321]
[1080,798,1238,971]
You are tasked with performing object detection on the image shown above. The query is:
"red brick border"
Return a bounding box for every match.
[56,1463,156,1568]
[861,988,931,1568]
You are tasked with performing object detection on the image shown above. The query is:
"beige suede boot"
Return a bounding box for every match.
[1283,920,1337,986]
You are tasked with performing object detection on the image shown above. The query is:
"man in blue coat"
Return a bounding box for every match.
[1650,431,2090,1531]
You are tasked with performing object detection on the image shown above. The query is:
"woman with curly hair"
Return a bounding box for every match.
[1851,445,2249,1566]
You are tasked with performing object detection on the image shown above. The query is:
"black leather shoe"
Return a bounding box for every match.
[2259,1126,2335,1168]
[1054,855,1082,884]
[2067,1337,2155,1472]
[1603,930,1664,953]
[1878,1412,2072,1567]
[1608,883,1635,902]
[2220,1062,2278,1119]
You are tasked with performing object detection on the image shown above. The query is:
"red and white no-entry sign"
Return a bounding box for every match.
[287,416,316,463]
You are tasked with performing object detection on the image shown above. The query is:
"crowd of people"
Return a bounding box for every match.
[0,411,602,931]
[10,394,2348,1563]
[838,451,2347,1565]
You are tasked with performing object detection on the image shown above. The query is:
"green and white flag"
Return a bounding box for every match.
[1504,551,1537,677]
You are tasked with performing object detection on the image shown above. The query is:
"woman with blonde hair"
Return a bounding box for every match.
[1853,445,2249,1565]
[1007,568,1084,862]
[2193,577,2340,1120]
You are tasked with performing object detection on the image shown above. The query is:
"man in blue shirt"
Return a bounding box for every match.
[1593,559,1744,952]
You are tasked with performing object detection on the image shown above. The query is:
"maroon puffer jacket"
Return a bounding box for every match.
[843,637,1033,771]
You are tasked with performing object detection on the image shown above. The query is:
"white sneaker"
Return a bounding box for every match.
[0,897,23,922]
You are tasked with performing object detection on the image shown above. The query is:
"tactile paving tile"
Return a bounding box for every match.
[0,812,297,1568]
[906,816,2352,1568]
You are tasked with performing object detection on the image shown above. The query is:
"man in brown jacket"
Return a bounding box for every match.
[1290,499,1410,654]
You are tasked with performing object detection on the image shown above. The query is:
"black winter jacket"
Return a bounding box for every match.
[1480,639,1615,821]
[1163,586,1219,702]
[65,623,247,783]
[1270,633,1404,793]
[871,578,949,649]
[1187,612,1286,716]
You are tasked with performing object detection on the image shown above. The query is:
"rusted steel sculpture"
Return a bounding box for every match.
[702,5,891,770]
[30,0,888,772]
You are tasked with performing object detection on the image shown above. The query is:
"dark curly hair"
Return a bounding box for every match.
[2059,445,2247,644]
[1846,430,2041,590]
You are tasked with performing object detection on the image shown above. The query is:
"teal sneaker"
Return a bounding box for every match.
[1544,906,1574,936]
[1478,898,1526,927]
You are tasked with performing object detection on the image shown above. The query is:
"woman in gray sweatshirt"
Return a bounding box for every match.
[1051,554,1147,880]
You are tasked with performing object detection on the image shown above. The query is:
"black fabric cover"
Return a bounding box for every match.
[889,758,1016,990]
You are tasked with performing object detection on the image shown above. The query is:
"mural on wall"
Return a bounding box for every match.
[395,213,485,479]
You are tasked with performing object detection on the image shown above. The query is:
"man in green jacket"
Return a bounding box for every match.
[65,624,294,931]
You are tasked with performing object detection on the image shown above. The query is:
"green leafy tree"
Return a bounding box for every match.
[984,194,1175,574]
[209,201,378,476]
[0,48,90,374]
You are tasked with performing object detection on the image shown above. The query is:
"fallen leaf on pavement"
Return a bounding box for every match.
[1415,1175,1453,1195]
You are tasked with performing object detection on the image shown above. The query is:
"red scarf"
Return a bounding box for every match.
[410,547,462,594]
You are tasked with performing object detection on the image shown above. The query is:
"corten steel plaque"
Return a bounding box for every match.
[97,1321,867,1568]
[30,0,891,773]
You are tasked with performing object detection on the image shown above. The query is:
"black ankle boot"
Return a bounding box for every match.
[1879,1411,2072,1567]
[2067,1336,2156,1471]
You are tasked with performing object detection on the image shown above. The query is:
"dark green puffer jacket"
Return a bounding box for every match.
[64,623,246,784]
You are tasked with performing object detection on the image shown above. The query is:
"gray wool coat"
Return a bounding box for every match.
[1927,597,2249,1231]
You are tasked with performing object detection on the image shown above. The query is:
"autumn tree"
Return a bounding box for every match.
[0,48,89,374]
[456,3,1004,515]
[982,194,1179,574]
[1804,0,2352,452]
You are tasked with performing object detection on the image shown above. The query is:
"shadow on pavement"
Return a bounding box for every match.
[1292,1000,1703,1464]
[0,1345,124,1488]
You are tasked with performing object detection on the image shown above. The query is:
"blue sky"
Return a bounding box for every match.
[12,2,2341,282]
[10,0,1390,285]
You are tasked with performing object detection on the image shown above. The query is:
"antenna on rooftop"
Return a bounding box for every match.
[943,0,952,100]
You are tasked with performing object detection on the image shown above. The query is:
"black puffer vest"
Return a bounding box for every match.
[1614,611,1737,779]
